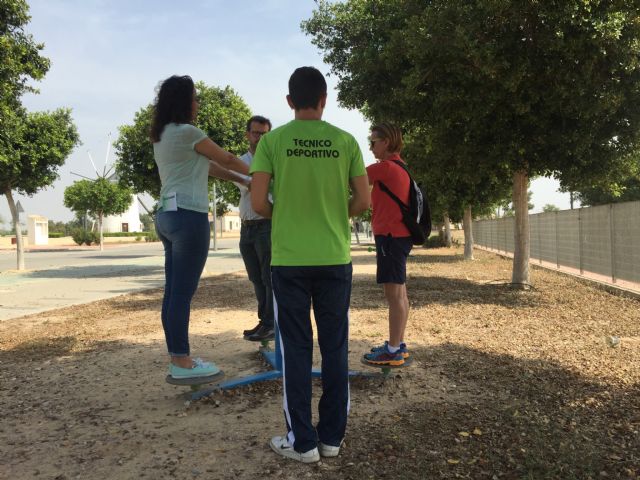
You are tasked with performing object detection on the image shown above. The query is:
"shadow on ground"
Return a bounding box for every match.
[316,342,640,480]
[351,272,546,310]
[351,247,467,268]
[22,264,165,279]
[2,318,638,480]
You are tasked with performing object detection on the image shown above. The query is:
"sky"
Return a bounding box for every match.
[1,0,575,225]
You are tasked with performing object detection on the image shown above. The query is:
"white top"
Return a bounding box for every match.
[154,123,209,213]
[237,151,265,221]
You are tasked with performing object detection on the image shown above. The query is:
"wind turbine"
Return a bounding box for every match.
[69,133,130,251]
[71,132,114,181]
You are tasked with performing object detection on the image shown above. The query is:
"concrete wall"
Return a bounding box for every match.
[473,200,640,286]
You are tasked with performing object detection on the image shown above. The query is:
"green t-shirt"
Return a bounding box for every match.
[250,119,366,266]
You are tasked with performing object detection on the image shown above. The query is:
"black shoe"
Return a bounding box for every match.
[247,324,275,341]
[243,323,262,337]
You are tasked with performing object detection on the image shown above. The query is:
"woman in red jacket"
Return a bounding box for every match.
[363,123,412,366]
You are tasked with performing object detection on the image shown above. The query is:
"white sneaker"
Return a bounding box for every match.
[318,441,341,457]
[269,435,320,463]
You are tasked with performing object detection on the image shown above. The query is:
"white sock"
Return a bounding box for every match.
[387,344,400,353]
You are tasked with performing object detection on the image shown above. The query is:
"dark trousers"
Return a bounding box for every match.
[239,221,274,328]
[271,264,353,453]
[156,208,210,356]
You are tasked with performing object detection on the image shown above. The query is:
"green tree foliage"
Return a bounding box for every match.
[0,0,49,149]
[0,1,79,269]
[63,178,133,250]
[542,204,560,213]
[304,0,640,285]
[303,0,514,259]
[499,190,534,217]
[48,219,82,236]
[575,171,640,206]
[1,109,80,196]
[0,0,49,103]
[1,108,79,268]
[139,213,154,232]
[115,82,251,215]
[113,105,155,196]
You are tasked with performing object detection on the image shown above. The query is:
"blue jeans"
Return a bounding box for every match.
[239,220,274,328]
[156,208,210,356]
[271,263,353,453]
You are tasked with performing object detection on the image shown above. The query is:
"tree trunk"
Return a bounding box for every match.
[443,214,452,247]
[4,189,25,270]
[463,206,474,260]
[98,212,104,251]
[354,221,360,245]
[512,170,530,286]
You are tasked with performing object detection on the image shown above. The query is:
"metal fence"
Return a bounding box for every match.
[473,200,640,287]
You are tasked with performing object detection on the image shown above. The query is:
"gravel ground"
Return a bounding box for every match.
[1,245,638,479]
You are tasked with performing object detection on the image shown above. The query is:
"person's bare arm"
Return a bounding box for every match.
[349,174,371,217]
[208,161,250,187]
[195,138,250,175]
[250,172,273,218]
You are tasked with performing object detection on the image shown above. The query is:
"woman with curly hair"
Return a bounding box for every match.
[151,75,249,380]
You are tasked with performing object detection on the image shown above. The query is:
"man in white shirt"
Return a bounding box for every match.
[237,115,274,341]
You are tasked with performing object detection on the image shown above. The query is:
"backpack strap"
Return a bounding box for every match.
[389,159,410,176]
[378,181,409,211]
[378,159,412,210]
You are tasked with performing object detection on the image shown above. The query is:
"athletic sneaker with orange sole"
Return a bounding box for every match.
[370,341,409,359]
[363,343,405,366]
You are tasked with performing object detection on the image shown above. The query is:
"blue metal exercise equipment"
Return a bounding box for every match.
[190,327,320,400]
[188,326,396,401]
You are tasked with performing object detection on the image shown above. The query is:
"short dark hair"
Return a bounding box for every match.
[288,67,327,110]
[246,115,272,132]
[150,75,195,142]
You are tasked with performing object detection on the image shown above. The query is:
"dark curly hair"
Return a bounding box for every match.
[150,75,195,142]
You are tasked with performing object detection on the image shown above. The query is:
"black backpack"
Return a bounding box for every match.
[378,160,432,245]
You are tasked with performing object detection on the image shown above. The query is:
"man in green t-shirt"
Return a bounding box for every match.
[251,66,370,463]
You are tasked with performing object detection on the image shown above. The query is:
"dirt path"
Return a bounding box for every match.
[1,246,639,479]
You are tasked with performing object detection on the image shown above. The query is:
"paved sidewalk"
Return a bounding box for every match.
[0,246,246,321]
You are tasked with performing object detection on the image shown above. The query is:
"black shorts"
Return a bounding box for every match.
[374,235,413,284]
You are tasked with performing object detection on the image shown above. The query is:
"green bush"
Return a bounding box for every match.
[71,229,88,245]
[85,231,100,245]
[145,230,159,242]
[48,232,64,238]
[135,236,142,242]
[71,229,100,245]
[424,234,446,248]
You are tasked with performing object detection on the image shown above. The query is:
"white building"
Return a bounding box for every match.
[27,215,48,245]
[102,195,143,233]
[208,211,241,233]
[100,173,143,233]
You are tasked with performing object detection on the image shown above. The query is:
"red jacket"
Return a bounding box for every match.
[366,154,411,237]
